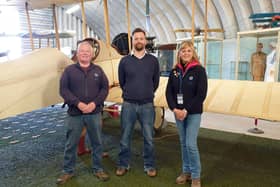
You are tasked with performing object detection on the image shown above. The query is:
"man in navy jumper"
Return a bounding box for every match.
[57,41,109,184]
[116,28,160,177]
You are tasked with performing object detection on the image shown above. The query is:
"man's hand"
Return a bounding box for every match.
[77,102,96,113]
[77,102,88,112]
[83,102,96,114]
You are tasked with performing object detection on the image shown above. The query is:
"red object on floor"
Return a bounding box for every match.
[77,136,91,156]
[272,15,280,21]
[108,105,119,118]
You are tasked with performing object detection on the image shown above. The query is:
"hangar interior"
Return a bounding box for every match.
[0,1,280,187]
[1,0,280,80]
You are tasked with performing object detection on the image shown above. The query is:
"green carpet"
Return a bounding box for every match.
[1,110,280,187]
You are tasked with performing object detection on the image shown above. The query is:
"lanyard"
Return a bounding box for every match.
[178,69,183,94]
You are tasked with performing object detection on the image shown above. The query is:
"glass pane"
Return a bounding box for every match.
[206,41,222,79]
[158,50,174,77]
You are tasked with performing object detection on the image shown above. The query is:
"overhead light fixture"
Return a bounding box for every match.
[66,5,80,14]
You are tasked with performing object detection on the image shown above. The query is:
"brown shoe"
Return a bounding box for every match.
[191,179,201,187]
[56,173,74,185]
[94,171,110,181]
[115,167,129,176]
[146,169,157,177]
[176,173,191,184]
[102,152,109,158]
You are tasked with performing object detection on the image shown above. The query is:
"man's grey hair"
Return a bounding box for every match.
[77,41,94,54]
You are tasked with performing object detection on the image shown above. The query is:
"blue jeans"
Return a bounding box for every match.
[118,102,155,171]
[63,113,103,174]
[175,114,201,179]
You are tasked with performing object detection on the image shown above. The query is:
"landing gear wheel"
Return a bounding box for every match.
[89,38,100,61]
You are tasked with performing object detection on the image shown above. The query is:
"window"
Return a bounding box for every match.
[0,7,21,62]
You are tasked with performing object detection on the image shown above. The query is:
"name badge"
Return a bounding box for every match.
[177,94,183,104]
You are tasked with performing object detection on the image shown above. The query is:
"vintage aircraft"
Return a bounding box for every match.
[0,0,280,134]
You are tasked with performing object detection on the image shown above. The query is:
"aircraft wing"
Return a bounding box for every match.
[0,48,72,119]
[105,76,280,121]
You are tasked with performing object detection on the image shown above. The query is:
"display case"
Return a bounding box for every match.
[236,27,280,82]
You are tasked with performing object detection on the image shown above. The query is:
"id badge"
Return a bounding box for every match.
[177,94,183,104]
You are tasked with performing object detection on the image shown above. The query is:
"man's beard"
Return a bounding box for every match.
[134,43,145,51]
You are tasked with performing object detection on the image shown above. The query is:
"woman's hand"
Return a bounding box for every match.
[173,108,188,121]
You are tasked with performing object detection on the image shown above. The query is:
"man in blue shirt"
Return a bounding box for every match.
[116,28,160,177]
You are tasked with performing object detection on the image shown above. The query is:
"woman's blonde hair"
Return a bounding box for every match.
[174,41,200,68]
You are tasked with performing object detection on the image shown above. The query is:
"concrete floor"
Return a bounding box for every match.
[164,110,280,140]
